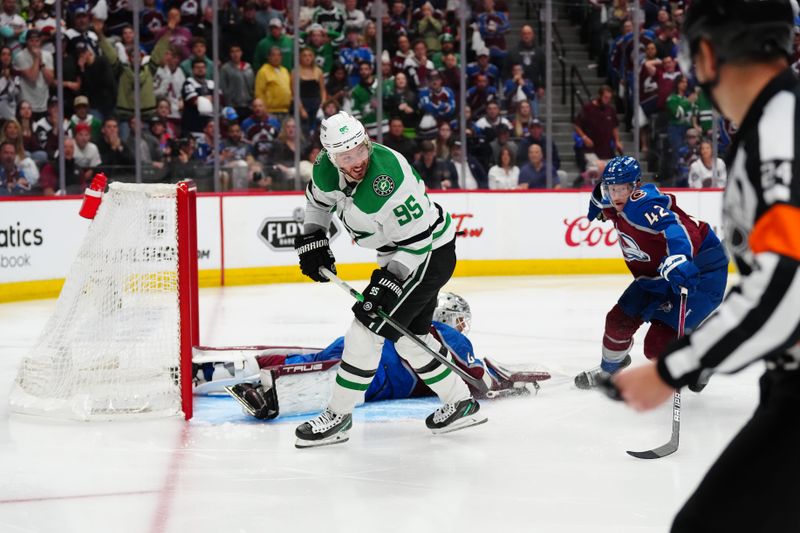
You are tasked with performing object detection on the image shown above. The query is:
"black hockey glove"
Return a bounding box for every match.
[352,268,403,324]
[294,229,336,282]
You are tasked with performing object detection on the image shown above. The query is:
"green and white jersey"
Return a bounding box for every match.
[304,143,455,276]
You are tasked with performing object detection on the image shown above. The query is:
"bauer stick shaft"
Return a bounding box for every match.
[319,267,489,395]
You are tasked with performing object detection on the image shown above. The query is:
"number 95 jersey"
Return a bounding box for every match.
[599,183,715,291]
[305,143,456,274]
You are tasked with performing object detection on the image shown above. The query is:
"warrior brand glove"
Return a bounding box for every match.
[353,268,403,323]
[294,229,336,282]
[659,254,699,293]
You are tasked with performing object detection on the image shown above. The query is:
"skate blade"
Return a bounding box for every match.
[224,385,257,416]
[295,432,350,449]
[431,415,488,435]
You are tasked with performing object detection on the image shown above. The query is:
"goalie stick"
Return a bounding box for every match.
[598,287,688,460]
[319,267,490,396]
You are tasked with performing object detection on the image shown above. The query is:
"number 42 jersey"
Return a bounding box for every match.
[304,143,456,274]
[594,183,720,293]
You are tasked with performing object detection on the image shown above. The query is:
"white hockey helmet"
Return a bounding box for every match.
[433,292,472,334]
[320,111,371,167]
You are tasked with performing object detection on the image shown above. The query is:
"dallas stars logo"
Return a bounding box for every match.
[339,125,349,133]
[373,175,395,197]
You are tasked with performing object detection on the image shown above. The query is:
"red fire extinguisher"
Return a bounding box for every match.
[79,173,107,220]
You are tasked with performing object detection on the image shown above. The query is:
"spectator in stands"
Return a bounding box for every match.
[383,117,418,163]
[512,99,535,138]
[76,40,116,121]
[144,116,170,163]
[232,2,265,66]
[654,21,678,59]
[181,58,217,134]
[488,145,520,190]
[155,97,180,139]
[1,118,38,184]
[304,23,335,75]
[254,17,294,73]
[507,25,544,96]
[154,8,192,60]
[519,144,559,189]
[431,33,458,70]
[140,0,166,53]
[296,47,327,133]
[340,26,375,86]
[0,0,26,55]
[254,0,285,29]
[383,71,418,135]
[414,139,457,190]
[687,139,726,189]
[655,55,680,110]
[439,51,460,95]
[434,121,453,160]
[362,20,378,52]
[313,0,346,47]
[220,43,255,121]
[389,1,410,35]
[298,0,318,31]
[0,45,18,122]
[255,47,292,120]
[490,123,518,165]
[418,71,455,138]
[477,0,510,67]
[16,100,41,158]
[325,62,348,107]
[404,39,435,90]
[503,63,537,115]
[574,85,621,163]
[475,101,512,138]
[666,75,696,164]
[0,140,29,196]
[72,122,101,172]
[451,140,488,189]
[415,2,443,53]
[180,37,212,79]
[518,118,561,171]
[392,34,413,74]
[14,29,53,119]
[344,0,367,32]
[349,60,386,137]
[241,98,279,164]
[68,95,101,143]
[33,98,60,158]
[28,0,56,52]
[152,43,185,124]
[38,137,83,194]
[65,5,99,55]
[98,117,135,169]
[98,19,161,137]
[220,120,251,163]
[467,49,500,88]
[638,41,662,153]
[674,127,701,187]
[271,116,306,185]
[466,73,498,119]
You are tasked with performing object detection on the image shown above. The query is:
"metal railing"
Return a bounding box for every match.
[569,64,591,121]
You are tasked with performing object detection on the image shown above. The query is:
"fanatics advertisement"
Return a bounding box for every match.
[0,190,725,292]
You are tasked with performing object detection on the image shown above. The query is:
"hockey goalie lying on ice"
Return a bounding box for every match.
[191,293,550,420]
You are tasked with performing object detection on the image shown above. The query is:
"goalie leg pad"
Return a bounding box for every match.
[602,304,643,363]
[395,334,471,405]
[643,320,676,360]
[327,319,383,415]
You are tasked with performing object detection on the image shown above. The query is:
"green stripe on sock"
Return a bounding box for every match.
[336,375,370,391]
[423,367,452,386]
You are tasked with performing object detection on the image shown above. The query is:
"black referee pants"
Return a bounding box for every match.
[672,368,800,533]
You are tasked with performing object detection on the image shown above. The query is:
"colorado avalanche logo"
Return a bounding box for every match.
[618,231,651,262]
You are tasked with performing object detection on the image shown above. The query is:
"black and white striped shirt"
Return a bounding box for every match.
[658,69,800,387]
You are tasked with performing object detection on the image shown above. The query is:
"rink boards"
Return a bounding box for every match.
[0,189,724,301]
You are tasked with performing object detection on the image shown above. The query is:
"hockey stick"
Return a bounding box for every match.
[625,286,688,460]
[319,267,489,395]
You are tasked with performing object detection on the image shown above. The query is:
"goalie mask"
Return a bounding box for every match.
[433,292,472,334]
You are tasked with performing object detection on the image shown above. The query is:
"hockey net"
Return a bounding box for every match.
[8,181,198,421]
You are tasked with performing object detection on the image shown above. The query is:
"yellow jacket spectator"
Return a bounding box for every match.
[254,47,292,115]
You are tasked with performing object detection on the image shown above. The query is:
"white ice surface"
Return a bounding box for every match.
[0,275,760,533]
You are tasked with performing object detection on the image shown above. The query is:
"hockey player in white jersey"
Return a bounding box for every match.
[291,111,485,448]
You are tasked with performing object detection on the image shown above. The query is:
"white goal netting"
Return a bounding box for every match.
[8,183,189,420]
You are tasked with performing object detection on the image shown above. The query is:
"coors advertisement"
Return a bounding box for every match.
[563,216,618,248]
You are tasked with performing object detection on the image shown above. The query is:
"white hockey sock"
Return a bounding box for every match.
[327,320,384,415]
[395,334,470,405]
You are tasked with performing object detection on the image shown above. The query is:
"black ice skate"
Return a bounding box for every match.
[425,397,487,435]
[574,355,632,390]
[295,408,353,449]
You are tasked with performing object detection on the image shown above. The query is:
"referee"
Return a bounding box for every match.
[613,1,800,531]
